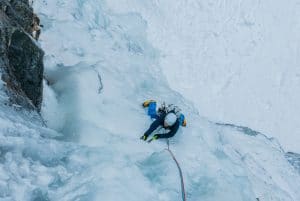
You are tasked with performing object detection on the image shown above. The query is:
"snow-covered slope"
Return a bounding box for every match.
[105,0,300,153]
[0,0,299,200]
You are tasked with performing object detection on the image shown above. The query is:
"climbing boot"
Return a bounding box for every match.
[142,100,156,108]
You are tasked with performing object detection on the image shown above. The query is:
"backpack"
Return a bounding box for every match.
[158,102,187,127]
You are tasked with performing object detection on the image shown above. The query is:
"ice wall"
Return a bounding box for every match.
[105,0,300,153]
[0,0,297,200]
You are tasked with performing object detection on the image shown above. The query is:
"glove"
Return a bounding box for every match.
[140,134,148,141]
[147,134,159,143]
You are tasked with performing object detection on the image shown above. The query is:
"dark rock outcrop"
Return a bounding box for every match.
[0,0,44,111]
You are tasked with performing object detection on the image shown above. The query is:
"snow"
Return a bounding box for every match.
[0,0,299,200]
[104,0,300,153]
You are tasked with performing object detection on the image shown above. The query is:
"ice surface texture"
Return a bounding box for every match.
[105,0,300,153]
[0,0,299,200]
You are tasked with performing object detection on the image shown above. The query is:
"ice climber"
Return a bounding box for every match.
[140,100,186,143]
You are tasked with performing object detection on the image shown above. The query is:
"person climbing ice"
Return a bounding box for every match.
[140,100,187,143]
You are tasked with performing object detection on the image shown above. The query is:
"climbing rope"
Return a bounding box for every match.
[165,140,187,201]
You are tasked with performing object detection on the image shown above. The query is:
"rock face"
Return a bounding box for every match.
[0,0,44,111]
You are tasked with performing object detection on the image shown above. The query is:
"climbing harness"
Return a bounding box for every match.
[165,140,187,201]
